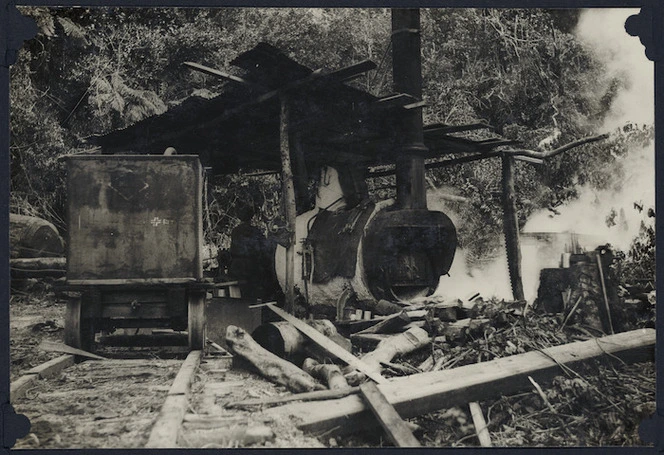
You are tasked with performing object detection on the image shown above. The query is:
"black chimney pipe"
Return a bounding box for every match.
[391,8,427,210]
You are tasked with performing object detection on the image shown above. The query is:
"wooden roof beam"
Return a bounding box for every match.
[183,61,264,89]
[374,93,417,109]
[424,122,495,135]
[322,60,377,83]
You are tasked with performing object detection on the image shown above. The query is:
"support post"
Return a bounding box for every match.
[501,154,525,301]
[291,131,310,214]
[280,95,297,314]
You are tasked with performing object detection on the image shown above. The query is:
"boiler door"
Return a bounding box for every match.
[362,209,457,301]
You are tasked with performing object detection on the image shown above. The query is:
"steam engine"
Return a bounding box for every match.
[275,165,457,308]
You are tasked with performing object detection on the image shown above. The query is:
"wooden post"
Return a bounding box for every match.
[595,253,615,334]
[501,154,525,301]
[291,131,310,215]
[280,94,297,314]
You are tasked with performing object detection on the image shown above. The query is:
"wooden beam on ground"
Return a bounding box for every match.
[359,382,421,447]
[25,354,76,379]
[11,355,76,400]
[265,303,388,384]
[469,401,492,447]
[146,350,202,448]
[267,329,654,437]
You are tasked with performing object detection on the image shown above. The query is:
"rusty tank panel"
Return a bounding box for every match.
[66,155,204,281]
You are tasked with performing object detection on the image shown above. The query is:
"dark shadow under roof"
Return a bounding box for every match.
[89,43,517,175]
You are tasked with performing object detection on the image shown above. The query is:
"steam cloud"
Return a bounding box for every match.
[432,8,654,303]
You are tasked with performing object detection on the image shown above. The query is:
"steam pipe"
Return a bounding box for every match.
[391,8,427,210]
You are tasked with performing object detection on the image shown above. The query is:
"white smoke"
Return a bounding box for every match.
[521,8,655,301]
[427,185,514,301]
[430,9,655,303]
[576,8,654,131]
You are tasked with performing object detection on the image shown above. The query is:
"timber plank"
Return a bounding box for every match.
[10,374,39,400]
[359,382,420,447]
[24,354,75,379]
[168,350,201,396]
[38,340,107,360]
[268,328,655,437]
[469,401,492,447]
[145,394,190,448]
[145,350,202,448]
[266,303,388,384]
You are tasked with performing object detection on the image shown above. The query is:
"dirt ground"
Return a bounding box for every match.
[10,279,68,382]
[8,279,657,448]
[8,280,321,449]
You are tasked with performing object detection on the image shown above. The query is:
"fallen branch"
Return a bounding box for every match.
[528,375,557,414]
[226,386,360,409]
[302,358,349,390]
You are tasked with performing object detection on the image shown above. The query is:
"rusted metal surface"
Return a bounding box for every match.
[66,155,203,281]
[362,209,457,301]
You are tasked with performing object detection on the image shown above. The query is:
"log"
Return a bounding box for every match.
[364,299,405,315]
[269,328,655,437]
[351,333,443,352]
[345,327,430,383]
[225,325,322,393]
[10,257,66,278]
[10,214,65,258]
[265,303,387,384]
[252,319,351,363]
[357,311,411,335]
[302,358,349,390]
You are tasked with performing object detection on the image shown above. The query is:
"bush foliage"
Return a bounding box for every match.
[10,7,654,273]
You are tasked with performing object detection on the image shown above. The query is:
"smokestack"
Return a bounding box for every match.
[391,8,427,210]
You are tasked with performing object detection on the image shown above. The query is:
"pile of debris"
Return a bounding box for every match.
[219,292,655,447]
